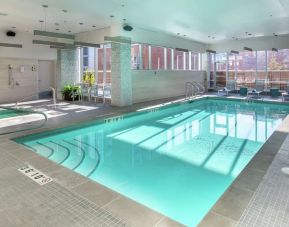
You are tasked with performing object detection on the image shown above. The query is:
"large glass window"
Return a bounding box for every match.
[191,52,200,71]
[167,48,172,70]
[228,53,237,81]
[215,53,227,87]
[267,49,289,89]
[151,46,165,70]
[236,51,257,88]
[257,51,266,80]
[142,44,150,70]
[131,44,140,70]
[81,47,95,85]
[174,50,185,70]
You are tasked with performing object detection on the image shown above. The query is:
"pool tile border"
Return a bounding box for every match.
[198,115,289,227]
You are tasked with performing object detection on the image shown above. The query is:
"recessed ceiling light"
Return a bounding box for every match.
[110,15,114,18]
[92,25,96,28]
[68,30,72,33]
[39,20,44,23]
[62,9,68,13]
[248,33,252,36]
[79,22,84,25]
[56,28,60,31]
[42,5,48,8]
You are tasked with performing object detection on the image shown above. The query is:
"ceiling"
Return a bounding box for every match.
[0,0,289,44]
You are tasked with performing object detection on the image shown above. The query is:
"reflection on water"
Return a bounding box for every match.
[18,100,289,227]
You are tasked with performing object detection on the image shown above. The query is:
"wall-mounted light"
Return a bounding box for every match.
[272,48,278,52]
[243,47,253,52]
[230,50,239,54]
[175,48,189,52]
[206,49,216,54]
[0,43,22,48]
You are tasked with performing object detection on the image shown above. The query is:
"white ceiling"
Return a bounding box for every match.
[0,0,289,44]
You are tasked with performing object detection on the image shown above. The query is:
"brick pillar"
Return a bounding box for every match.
[111,39,132,106]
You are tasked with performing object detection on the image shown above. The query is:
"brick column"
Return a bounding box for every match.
[111,38,132,106]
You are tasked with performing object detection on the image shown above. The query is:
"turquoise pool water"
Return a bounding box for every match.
[15,98,289,226]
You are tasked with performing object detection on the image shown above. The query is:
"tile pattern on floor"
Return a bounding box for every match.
[237,135,289,227]
[0,146,129,227]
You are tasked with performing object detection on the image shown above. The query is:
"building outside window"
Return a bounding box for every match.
[174,50,185,70]
[151,46,165,70]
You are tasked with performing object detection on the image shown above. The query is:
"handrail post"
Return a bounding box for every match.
[49,87,57,108]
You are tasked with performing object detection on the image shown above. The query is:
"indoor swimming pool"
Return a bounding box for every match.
[15,98,289,226]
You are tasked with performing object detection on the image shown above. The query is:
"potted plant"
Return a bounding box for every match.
[62,84,80,101]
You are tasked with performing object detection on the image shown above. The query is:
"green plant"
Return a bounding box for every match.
[62,84,80,101]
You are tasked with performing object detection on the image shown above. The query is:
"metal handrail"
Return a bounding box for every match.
[192,82,205,94]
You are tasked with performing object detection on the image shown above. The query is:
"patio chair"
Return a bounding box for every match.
[217,80,236,96]
[90,85,101,102]
[80,83,91,101]
[282,83,289,101]
[248,80,265,98]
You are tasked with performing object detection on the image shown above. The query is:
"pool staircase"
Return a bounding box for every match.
[27,138,101,176]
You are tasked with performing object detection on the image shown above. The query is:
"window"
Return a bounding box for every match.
[215,53,227,87]
[228,53,237,81]
[142,44,150,70]
[81,47,95,85]
[257,51,266,80]
[267,49,289,89]
[151,46,165,70]
[131,44,140,70]
[167,48,172,70]
[191,52,200,70]
[174,50,185,70]
[236,51,256,88]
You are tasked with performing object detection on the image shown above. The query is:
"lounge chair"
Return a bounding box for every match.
[247,79,265,98]
[217,80,236,96]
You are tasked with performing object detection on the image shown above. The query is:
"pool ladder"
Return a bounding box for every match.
[185,82,206,99]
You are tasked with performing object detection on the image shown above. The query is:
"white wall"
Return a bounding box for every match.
[0,32,57,60]
[0,31,57,103]
[209,35,289,52]
[0,58,38,103]
[132,70,206,103]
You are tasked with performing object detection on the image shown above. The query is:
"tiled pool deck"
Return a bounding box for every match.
[0,95,289,227]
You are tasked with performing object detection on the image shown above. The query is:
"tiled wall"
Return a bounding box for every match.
[132,70,206,103]
[56,49,79,98]
[0,58,38,104]
[111,41,133,106]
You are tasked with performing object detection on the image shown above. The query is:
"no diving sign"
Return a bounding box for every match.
[18,165,53,185]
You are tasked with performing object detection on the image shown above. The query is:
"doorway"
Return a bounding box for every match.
[38,60,55,98]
